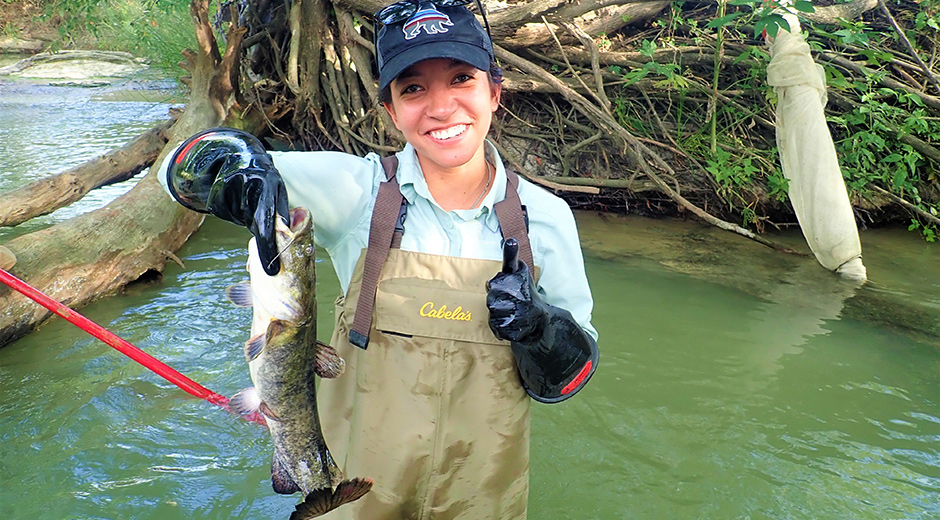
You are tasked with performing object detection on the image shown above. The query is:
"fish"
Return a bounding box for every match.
[225,206,372,519]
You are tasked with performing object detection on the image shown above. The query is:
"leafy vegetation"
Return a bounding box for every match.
[37,0,194,77]
[596,0,938,238]
[3,0,937,240]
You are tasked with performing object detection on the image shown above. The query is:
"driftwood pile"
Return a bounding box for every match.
[230,0,937,234]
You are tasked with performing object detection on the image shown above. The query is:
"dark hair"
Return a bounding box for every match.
[378,61,503,104]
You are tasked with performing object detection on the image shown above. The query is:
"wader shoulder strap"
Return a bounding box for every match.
[349,156,404,349]
[494,169,534,269]
[349,160,533,349]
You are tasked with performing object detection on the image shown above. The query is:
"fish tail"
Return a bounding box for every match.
[330,478,374,509]
[288,477,374,520]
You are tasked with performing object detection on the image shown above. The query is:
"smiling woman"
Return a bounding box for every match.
[156,0,599,517]
[383,59,500,210]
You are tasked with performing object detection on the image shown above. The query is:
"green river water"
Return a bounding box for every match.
[0,67,938,520]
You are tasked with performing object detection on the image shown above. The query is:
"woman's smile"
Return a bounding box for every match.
[428,124,468,141]
[384,58,500,174]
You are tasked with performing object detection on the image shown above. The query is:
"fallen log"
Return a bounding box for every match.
[0,0,246,348]
[0,173,204,347]
[501,1,670,48]
[0,118,176,227]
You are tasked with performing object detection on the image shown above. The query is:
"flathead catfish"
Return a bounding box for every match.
[226,206,372,519]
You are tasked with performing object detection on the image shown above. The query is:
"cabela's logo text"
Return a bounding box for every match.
[419,302,472,321]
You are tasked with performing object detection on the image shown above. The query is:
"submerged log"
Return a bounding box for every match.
[0,174,204,347]
[0,118,175,227]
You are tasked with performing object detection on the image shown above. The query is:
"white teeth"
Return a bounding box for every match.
[429,124,467,140]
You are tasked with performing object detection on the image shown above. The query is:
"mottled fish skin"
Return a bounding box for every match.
[229,206,372,518]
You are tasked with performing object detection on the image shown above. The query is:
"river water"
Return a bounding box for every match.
[0,66,938,519]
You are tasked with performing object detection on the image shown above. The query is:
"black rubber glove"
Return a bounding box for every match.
[166,128,289,275]
[486,238,599,403]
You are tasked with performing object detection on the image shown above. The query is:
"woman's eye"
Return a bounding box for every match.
[453,73,473,84]
[400,84,422,95]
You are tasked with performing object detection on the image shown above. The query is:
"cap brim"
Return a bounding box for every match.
[379,40,491,91]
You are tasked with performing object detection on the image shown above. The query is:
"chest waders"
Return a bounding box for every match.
[317,157,535,520]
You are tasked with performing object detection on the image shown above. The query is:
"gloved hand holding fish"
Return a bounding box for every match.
[225,206,372,519]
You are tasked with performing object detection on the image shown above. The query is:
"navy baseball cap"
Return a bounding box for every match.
[376,3,495,91]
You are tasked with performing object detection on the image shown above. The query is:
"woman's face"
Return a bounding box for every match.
[385,58,501,173]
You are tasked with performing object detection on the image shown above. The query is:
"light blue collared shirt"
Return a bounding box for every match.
[159,141,596,340]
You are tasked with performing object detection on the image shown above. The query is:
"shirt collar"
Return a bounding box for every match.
[394,141,507,233]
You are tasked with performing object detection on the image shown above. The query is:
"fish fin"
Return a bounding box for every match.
[244,334,266,362]
[314,341,346,379]
[290,477,373,520]
[266,319,291,343]
[288,478,374,520]
[225,281,253,307]
[289,487,334,520]
[271,452,301,495]
[229,387,260,415]
[329,477,374,509]
[259,401,280,421]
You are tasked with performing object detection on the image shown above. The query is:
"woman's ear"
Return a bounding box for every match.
[490,83,502,113]
[384,101,401,130]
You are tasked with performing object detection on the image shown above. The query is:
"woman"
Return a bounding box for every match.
[160,2,598,518]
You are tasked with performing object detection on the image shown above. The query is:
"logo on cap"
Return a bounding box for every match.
[402,7,453,40]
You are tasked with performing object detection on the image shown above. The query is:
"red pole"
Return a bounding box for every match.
[0,267,265,426]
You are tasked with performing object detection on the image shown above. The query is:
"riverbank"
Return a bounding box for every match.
[0,1,57,53]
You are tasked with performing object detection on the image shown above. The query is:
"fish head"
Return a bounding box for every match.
[245,206,317,325]
[269,206,315,277]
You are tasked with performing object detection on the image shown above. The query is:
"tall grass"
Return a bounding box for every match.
[41,0,196,79]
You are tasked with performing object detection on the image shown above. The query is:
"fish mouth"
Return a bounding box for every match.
[288,207,312,234]
[272,207,313,261]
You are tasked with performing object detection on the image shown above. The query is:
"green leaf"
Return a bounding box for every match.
[771,14,791,34]
[754,17,769,38]
[706,12,743,28]
[754,14,790,38]
[639,39,657,58]
[883,153,902,163]
[792,0,815,13]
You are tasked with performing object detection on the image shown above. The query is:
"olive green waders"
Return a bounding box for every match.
[317,158,535,519]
